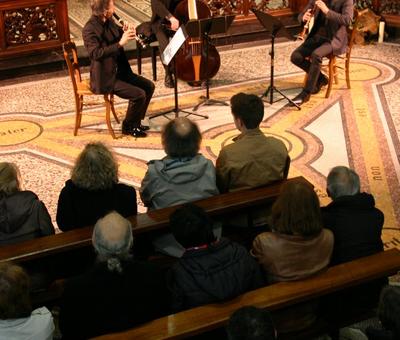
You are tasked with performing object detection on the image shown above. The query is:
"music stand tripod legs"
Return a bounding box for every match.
[149,58,208,120]
[261,29,300,110]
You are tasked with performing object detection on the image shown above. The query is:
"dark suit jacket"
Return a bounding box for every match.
[82,15,134,94]
[299,0,354,55]
[151,0,174,24]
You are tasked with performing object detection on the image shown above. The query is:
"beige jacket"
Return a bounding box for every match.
[251,229,334,283]
[216,128,288,193]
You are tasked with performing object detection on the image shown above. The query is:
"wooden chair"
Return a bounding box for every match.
[324,9,361,98]
[62,41,120,139]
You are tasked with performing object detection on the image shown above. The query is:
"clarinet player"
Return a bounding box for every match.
[290,0,353,106]
[83,0,155,137]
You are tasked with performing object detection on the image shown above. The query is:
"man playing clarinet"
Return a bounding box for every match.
[290,0,353,106]
[83,0,155,137]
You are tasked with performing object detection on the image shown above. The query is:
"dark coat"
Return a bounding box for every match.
[321,192,384,265]
[82,15,134,94]
[56,179,137,231]
[299,0,354,55]
[59,260,170,339]
[0,191,55,246]
[167,238,265,312]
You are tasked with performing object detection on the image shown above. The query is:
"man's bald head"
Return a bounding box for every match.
[162,117,202,158]
[92,212,133,272]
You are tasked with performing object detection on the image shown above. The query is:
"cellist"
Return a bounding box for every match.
[290,0,353,106]
[150,0,182,88]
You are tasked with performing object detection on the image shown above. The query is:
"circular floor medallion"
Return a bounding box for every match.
[0,120,43,146]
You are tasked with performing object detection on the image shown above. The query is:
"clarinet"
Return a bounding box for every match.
[112,13,148,47]
[297,4,317,41]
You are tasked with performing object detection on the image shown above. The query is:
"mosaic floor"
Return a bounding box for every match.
[0,41,399,250]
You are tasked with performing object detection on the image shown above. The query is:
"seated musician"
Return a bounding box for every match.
[150,0,181,88]
[290,0,353,106]
[83,0,155,137]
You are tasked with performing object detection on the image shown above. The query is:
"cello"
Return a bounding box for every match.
[173,0,221,84]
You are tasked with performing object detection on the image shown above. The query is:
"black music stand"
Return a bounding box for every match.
[252,9,300,110]
[189,15,235,112]
[149,26,208,120]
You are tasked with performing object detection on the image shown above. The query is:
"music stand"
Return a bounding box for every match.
[252,9,300,110]
[189,15,235,112]
[149,26,208,120]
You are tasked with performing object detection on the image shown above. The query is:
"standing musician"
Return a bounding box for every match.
[83,0,155,137]
[151,0,181,88]
[290,0,353,106]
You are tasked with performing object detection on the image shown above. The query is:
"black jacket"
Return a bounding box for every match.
[321,192,384,265]
[56,179,137,231]
[167,238,265,312]
[82,15,134,94]
[0,191,54,245]
[59,260,170,339]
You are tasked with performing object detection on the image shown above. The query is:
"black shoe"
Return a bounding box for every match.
[311,75,329,94]
[122,124,147,137]
[164,73,175,88]
[290,91,311,106]
[139,124,150,131]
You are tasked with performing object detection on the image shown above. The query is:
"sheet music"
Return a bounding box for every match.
[161,26,187,66]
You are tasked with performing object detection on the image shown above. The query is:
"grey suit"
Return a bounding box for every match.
[291,0,354,93]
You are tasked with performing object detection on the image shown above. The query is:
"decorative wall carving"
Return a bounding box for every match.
[207,0,288,16]
[379,0,400,15]
[4,5,58,46]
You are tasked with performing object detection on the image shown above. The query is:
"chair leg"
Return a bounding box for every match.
[110,95,120,124]
[104,95,116,139]
[345,55,351,89]
[151,46,157,81]
[74,95,83,136]
[137,44,142,75]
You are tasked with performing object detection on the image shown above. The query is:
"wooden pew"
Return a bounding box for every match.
[94,249,400,340]
[0,176,309,264]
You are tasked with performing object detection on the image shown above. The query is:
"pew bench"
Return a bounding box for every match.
[94,249,400,340]
[0,176,309,265]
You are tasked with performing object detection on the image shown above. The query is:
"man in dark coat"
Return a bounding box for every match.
[82,0,155,137]
[59,212,170,339]
[290,0,354,106]
[167,204,265,312]
[322,166,384,265]
[151,0,181,87]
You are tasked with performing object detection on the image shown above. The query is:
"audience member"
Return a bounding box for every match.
[59,211,169,339]
[251,180,333,331]
[140,117,218,210]
[140,117,219,257]
[216,93,288,193]
[322,166,384,265]
[0,162,54,245]
[57,142,137,231]
[0,262,54,340]
[366,285,400,340]
[167,204,264,312]
[227,306,276,340]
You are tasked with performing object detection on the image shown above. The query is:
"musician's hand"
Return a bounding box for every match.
[302,9,312,23]
[123,22,129,31]
[169,16,180,31]
[119,29,135,46]
[315,0,329,14]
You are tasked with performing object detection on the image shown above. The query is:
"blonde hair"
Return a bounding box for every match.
[71,142,118,191]
[0,162,20,195]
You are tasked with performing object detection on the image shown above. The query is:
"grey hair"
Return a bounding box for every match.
[90,0,111,16]
[327,166,360,200]
[92,212,133,273]
[71,142,118,191]
[0,162,20,195]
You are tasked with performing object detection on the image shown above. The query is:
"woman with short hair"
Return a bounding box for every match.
[0,162,54,245]
[56,142,137,231]
[0,262,54,340]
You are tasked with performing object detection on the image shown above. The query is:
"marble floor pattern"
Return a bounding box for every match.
[0,41,400,250]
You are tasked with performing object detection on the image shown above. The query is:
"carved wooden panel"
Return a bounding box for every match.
[0,0,70,59]
[207,0,289,16]
[4,5,58,46]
